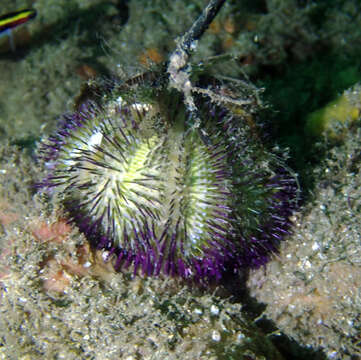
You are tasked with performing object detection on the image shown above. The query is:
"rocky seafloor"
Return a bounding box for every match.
[0,0,360,359]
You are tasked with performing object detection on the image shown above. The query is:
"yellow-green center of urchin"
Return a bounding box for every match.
[55,98,233,262]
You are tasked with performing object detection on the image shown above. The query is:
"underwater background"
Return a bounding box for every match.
[0,0,360,359]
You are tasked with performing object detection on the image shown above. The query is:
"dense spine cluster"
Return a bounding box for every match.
[40,88,298,282]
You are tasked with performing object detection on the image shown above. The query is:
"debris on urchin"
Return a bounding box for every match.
[39,82,298,282]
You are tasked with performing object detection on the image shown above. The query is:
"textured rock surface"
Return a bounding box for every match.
[248,120,361,359]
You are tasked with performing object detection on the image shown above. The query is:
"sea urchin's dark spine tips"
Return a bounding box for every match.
[39,88,298,282]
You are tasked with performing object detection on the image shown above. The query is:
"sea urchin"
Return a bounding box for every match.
[39,82,298,282]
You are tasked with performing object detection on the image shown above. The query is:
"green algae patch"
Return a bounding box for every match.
[305,85,361,138]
